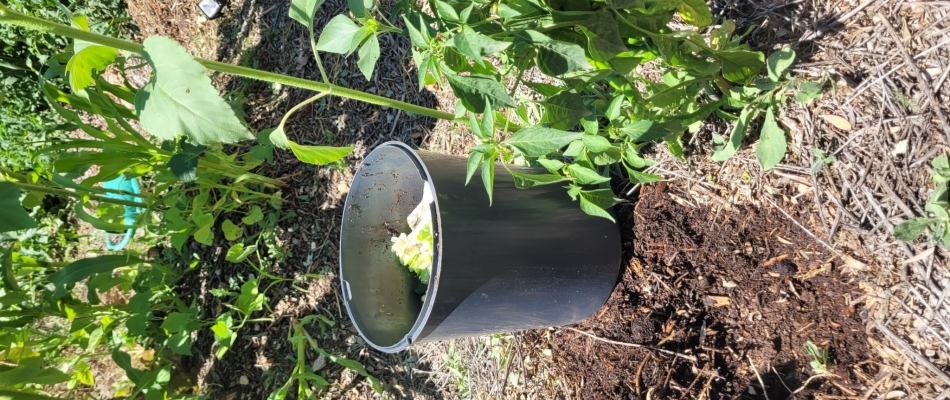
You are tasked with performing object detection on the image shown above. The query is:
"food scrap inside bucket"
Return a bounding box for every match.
[390,183,433,296]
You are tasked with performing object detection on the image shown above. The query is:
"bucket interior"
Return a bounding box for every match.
[339,144,434,350]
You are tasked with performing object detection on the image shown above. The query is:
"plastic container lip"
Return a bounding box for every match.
[339,141,442,353]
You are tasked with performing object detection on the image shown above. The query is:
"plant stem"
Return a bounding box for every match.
[308,28,330,84]
[10,182,148,208]
[0,6,461,122]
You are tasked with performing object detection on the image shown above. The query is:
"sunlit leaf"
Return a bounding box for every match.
[136,36,254,145]
[755,107,786,171]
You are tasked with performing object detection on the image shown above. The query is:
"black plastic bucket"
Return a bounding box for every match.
[339,141,621,353]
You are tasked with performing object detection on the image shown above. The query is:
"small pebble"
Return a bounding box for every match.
[239,376,249,385]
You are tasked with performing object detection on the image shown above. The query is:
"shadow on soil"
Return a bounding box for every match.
[163,0,445,398]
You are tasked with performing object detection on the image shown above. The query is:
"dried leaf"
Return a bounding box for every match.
[900,247,934,265]
[818,114,852,131]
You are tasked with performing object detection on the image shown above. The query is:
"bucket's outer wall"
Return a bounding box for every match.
[414,150,621,343]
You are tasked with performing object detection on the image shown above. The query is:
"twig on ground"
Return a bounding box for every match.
[763,197,842,257]
[747,355,770,400]
[874,321,950,386]
[786,374,834,398]
[877,12,950,142]
[564,327,698,362]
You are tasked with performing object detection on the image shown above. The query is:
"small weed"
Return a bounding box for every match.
[896,155,950,246]
[803,341,832,376]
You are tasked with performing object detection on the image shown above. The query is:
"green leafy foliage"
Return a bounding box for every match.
[0,182,38,233]
[136,36,254,145]
[289,0,327,30]
[895,156,950,247]
[804,341,832,375]
[755,107,786,171]
[316,15,364,55]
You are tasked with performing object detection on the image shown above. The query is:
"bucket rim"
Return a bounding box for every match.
[339,141,443,353]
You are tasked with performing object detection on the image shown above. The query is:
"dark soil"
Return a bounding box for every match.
[535,182,877,399]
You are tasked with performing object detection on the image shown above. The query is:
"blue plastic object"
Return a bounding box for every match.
[101,176,141,251]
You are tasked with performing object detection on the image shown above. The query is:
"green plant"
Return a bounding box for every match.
[711,47,824,170]
[269,315,381,399]
[803,340,831,376]
[2,0,820,221]
[896,155,950,246]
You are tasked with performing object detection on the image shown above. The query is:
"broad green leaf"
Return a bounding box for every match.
[537,158,565,172]
[357,35,380,80]
[933,156,950,183]
[482,153,496,205]
[169,153,199,182]
[161,312,194,333]
[194,225,214,245]
[756,107,786,171]
[403,15,430,49]
[316,15,362,55]
[242,205,264,225]
[578,189,617,222]
[445,73,515,112]
[563,139,585,157]
[136,36,253,145]
[624,145,655,168]
[348,0,372,19]
[322,351,383,392]
[718,49,765,84]
[222,219,243,241]
[578,10,627,61]
[72,361,94,387]
[66,45,117,91]
[625,167,664,184]
[606,95,624,122]
[619,120,670,142]
[289,142,353,165]
[434,0,460,22]
[49,255,145,299]
[581,135,612,152]
[568,164,610,185]
[712,107,756,161]
[226,243,258,263]
[112,350,144,385]
[525,81,564,97]
[542,92,591,130]
[237,280,265,316]
[126,292,153,337]
[0,358,70,388]
[453,25,511,63]
[504,126,583,157]
[608,52,642,75]
[0,182,37,233]
[506,167,567,189]
[767,47,795,82]
[211,319,230,339]
[516,31,591,76]
[167,331,192,355]
[895,218,932,241]
[592,147,622,165]
[289,0,327,30]
[796,81,822,102]
[676,0,712,27]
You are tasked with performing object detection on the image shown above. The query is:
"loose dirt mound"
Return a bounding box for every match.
[536,183,877,399]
